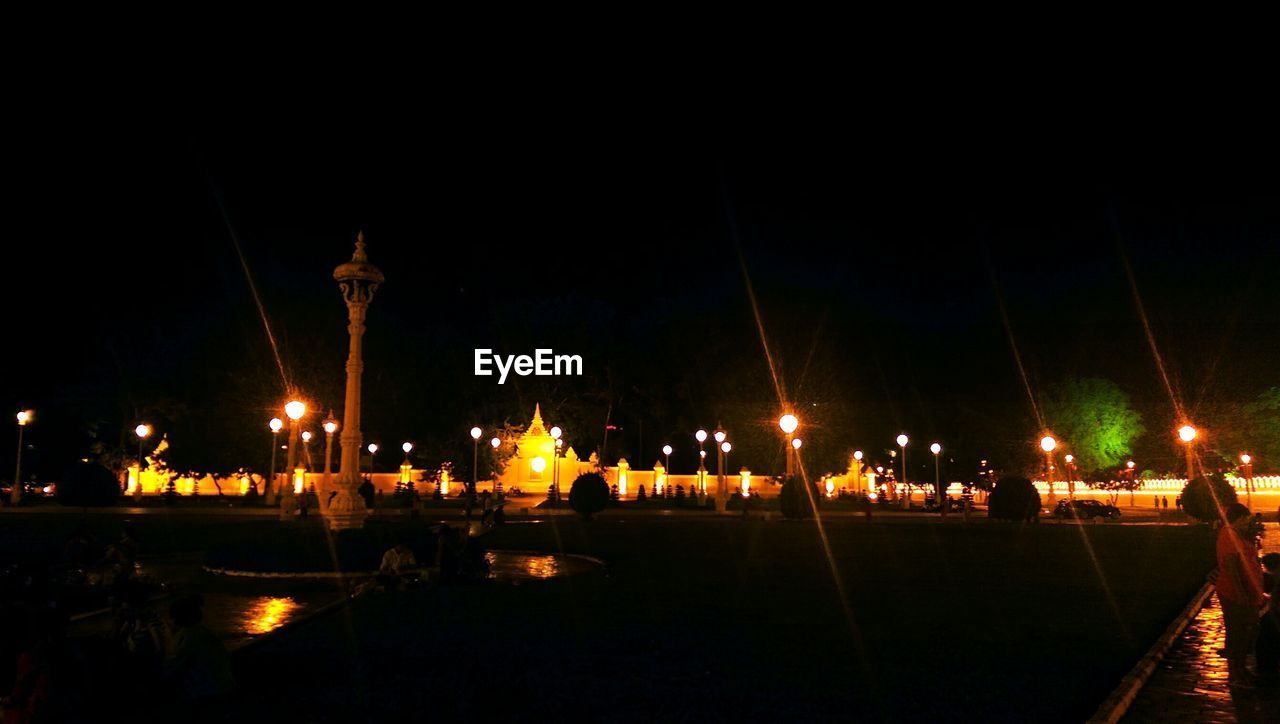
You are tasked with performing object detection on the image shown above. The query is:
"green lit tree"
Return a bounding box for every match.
[1041,378,1145,473]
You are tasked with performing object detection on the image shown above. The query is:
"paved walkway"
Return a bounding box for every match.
[1124,525,1280,722]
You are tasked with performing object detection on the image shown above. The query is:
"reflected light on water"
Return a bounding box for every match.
[242,596,300,635]
[485,552,565,580]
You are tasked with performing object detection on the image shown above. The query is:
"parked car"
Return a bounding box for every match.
[1053,499,1121,520]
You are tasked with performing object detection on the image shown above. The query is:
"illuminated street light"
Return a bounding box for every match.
[696,429,707,443]
[1127,460,1135,470]
[548,426,564,497]
[490,437,500,448]
[280,399,308,508]
[714,430,728,512]
[266,418,283,505]
[302,431,313,443]
[322,412,339,507]
[11,410,33,504]
[854,450,863,461]
[1064,454,1073,464]
[1064,454,1076,499]
[662,444,672,476]
[1241,453,1255,506]
[780,414,799,476]
[1178,423,1198,481]
[366,443,378,477]
[470,427,483,496]
[792,438,802,450]
[402,441,413,456]
[930,443,943,512]
[1040,436,1057,504]
[896,434,909,508]
[133,423,152,501]
[721,441,731,454]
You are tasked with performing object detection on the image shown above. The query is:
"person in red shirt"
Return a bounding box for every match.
[1217,502,1266,686]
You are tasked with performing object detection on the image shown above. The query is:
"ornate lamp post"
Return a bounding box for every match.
[322,413,339,509]
[779,414,799,476]
[11,410,32,505]
[327,233,384,530]
[265,418,283,504]
[662,444,672,475]
[1040,435,1057,505]
[1064,454,1076,499]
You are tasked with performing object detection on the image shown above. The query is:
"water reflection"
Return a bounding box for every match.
[484,552,599,581]
[242,596,301,635]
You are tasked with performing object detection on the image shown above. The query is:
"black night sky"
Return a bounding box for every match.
[8,128,1279,482]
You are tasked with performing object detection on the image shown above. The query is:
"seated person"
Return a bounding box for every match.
[376,542,418,589]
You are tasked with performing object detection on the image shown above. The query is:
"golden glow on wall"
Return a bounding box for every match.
[740,468,751,496]
[654,462,666,495]
[439,467,451,496]
[617,458,629,497]
[127,464,140,494]
[293,467,305,495]
[531,456,547,474]
[399,462,412,485]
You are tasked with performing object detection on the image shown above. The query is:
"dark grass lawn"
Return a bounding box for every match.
[226,518,1213,722]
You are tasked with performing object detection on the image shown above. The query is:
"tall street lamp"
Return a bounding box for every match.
[896,434,909,508]
[696,429,708,495]
[1178,424,1198,482]
[1040,435,1057,505]
[853,450,864,494]
[791,438,802,477]
[302,431,314,469]
[328,233,385,530]
[12,410,32,505]
[1241,453,1254,508]
[322,413,339,509]
[780,414,799,477]
[266,418,283,504]
[550,426,563,498]
[366,443,378,477]
[662,444,672,476]
[135,424,152,499]
[930,442,942,512]
[715,430,727,512]
[721,440,732,496]
[470,426,482,492]
[1064,454,1076,499]
[283,399,306,505]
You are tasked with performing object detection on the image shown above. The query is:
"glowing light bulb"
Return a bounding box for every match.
[1040,436,1056,453]
[930,443,941,455]
[285,400,306,421]
[470,426,482,440]
[897,434,909,447]
[779,414,799,434]
[695,429,707,443]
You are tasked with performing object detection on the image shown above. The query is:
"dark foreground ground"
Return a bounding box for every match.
[244,517,1211,722]
[2,514,1214,722]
